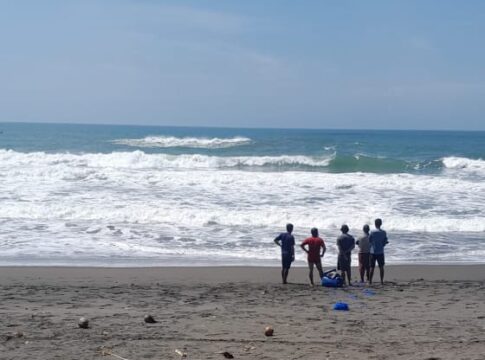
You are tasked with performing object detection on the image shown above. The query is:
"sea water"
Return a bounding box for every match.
[0,122,484,266]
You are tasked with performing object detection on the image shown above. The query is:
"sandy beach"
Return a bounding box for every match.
[1,265,484,360]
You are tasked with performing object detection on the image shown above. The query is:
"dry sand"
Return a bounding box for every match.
[1,265,484,359]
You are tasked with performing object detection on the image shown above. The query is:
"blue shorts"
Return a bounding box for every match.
[281,252,293,269]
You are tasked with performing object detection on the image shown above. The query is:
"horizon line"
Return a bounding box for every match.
[1,120,484,133]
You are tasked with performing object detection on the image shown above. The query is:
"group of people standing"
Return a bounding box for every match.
[274,219,389,286]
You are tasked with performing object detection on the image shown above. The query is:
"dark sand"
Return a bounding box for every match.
[1,265,484,359]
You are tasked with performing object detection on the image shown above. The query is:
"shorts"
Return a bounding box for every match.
[307,258,322,267]
[337,252,351,271]
[370,253,385,268]
[359,253,370,270]
[282,252,293,269]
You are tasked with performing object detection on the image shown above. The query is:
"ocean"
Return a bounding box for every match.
[1,122,484,266]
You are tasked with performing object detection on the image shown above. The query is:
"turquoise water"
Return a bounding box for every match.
[0,122,484,266]
[2,122,485,174]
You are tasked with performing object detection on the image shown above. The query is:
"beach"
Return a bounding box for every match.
[1,265,484,359]
[3,1,485,358]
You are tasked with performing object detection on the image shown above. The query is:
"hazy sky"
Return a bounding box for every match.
[1,1,485,130]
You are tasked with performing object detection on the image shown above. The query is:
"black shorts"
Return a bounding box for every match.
[337,252,351,271]
[282,253,293,269]
[370,254,385,268]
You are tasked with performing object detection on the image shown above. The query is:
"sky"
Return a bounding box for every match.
[1,0,485,130]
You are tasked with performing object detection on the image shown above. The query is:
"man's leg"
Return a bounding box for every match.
[307,262,314,286]
[369,255,376,285]
[281,255,290,284]
[338,255,345,284]
[341,267,347,285]
[281,256,285,283]
[283,268,289,284]
[359,257,365,283]
[346,269,352,286]
[347,263,352,285]
[378,255,385,285]
[365,254,371,282]
[315,261,324,279]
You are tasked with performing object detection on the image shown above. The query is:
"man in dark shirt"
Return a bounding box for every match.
[337,224,355,286]
[369,218,389,285]
[274,223,295,284]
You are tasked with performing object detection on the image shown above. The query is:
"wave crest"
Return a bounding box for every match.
[0,149,333,170]
[442,156,485,174]
[112,135,252,149]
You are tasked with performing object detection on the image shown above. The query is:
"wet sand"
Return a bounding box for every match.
[1,265,484,359]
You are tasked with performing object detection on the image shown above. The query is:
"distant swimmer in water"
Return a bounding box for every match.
[369,218,388,285]
[274,223,295,284]
[300,228,326,286]
[337,224,355,286]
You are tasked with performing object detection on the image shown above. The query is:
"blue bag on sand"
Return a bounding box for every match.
[333,302,349,311]
[321,276,343,288]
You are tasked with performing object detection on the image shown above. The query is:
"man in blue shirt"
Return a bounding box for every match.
[274,223,295,284]
[369,218,388,285]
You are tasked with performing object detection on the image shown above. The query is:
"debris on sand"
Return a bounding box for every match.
[222,351,234,358]
[78,317,89,329]
[264,326,274,336]
[144,314,157,324]
[100,347,131,360]
[175,349,187,358]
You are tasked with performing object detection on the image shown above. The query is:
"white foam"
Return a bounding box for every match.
[0,149,333,169]
[442,156,485,174]
[112,135,252,149]
[1,149,485,265]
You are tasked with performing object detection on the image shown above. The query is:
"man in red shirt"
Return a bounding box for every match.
[300,228,326,286]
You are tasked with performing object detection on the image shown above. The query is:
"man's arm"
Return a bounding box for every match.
[336,237,343,253]
[274,234,281,247]
[300,241,309,254]
[320,241,326,257]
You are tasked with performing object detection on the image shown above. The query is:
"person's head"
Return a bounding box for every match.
[375,218,382,229]
[340,224,349,234]
[286,223,294,233]
[311,227,318,237]
[363,224,370,234]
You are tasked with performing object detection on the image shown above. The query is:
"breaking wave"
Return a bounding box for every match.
[0,149,333,170]
[2,150,484,175]
[442,156,485,174]
[112,135,252,149]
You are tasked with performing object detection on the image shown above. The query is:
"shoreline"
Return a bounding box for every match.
[1,264,485,285]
